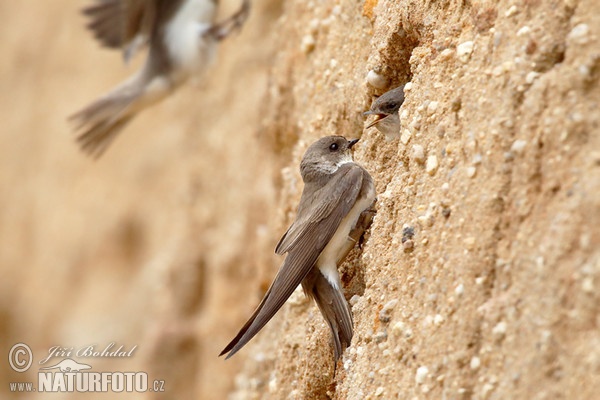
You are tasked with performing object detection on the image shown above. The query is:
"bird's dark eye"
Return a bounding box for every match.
[329,143,338,151]
[385,102,398,111]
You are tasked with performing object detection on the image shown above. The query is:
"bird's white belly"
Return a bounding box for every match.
[316,181,376,290]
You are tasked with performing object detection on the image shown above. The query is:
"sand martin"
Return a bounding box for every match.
[71,0,250,157]
[364,85,405,140]
[220,136,376,362]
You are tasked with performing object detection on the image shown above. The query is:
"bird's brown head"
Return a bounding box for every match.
[364,85,406,128]
[300,136,359,182]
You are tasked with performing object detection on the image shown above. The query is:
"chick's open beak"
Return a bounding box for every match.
[365,113,386,129]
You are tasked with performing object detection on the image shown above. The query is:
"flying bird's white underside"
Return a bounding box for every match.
[165,0,217,75]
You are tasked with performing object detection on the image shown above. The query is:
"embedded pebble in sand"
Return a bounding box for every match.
[439,48,454,61]
[504,5,518,17]
[516,26,531,37]
[426,155,439,175]
[412,144,426,164]
[392,321,413,338]
[526,71,541,84]
[466,166,477,178]
[511,139,527,155]
[301,34,316,53]
[493,321,508,339]
[567,23,590,45]
[427,101,439,116]
[457,41,474,63]
[367,69,389,89]
[415,366,429,384]
[401,129,412,145]
[455,283,465,296]
[379,299,399,322]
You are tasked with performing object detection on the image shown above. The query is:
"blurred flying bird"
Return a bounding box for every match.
[71,0,250,157]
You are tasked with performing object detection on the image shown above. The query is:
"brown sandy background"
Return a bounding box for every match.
[1,0,600,399]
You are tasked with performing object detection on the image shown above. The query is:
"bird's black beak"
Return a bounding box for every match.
[348,138,359,149]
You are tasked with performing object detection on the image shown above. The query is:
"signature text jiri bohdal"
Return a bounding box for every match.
[39,343,137,365]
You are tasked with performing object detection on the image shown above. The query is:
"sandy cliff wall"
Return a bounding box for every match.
[1,1,599,399]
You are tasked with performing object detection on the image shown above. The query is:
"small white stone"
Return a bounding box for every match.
[375,387,385,397]
[582,277,594,293]
[308,18,320,34]
[511,139,527,154]
[492,65,504,76]
[367,70,389,89]
[404,82,413,91]
[439,48,454,61]
[383,299,399,311]
[441,182,450,192]
[426,156,439,175]
[417,214,433,228]
[415,366,429,384]
[343,359,352,370]
[482,383,495,398]
[457,41,474,63]
[427,101,439,116]
[464,237,476,249]
[301,34,316,53]
[392,321,413,338]
[568,23,590,45]
[379,299,399,322]
[494,31,503,48]
[516,26,531,36]
[455,283,465,296]
[400,129,412,145]
[268,376,278,393]
[400,109,409,123]
[433,314,445,326]
[504,5,518,17]
[412,144,426,164]
[526,71,541,84]
[579,64,592,78]
[466,166,477,178]
[493,321,507,338]
[470,356,481,370]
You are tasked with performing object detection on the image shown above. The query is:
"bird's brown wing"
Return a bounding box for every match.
[275,164,367,255]
[220,164,366,358]
[82,0,156,58]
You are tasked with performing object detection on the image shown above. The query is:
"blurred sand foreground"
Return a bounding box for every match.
[2,1,600,399]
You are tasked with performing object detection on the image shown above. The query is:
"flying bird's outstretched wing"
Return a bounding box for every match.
[82,0,157,61]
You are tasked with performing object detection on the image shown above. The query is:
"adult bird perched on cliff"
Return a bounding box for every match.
[70,0,250,157]
[220,136,376,363]
[364,85,405,141]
